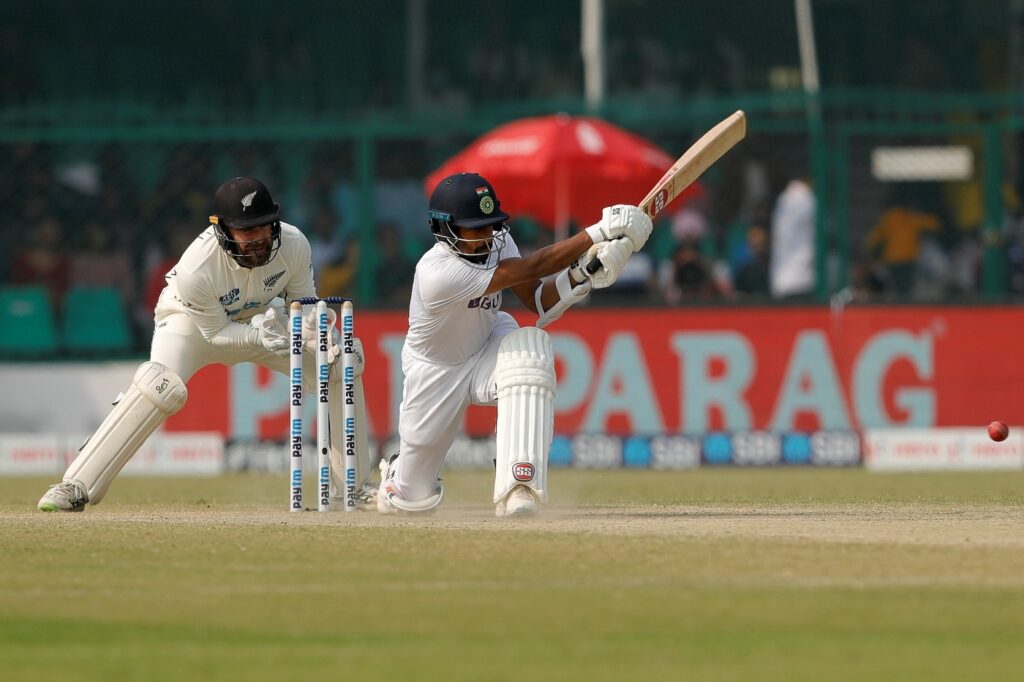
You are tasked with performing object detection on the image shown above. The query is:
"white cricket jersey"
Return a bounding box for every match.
[155,222,317,340]
[405,236,521,365]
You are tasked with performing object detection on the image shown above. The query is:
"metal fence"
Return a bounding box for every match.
[5,91,1024,358]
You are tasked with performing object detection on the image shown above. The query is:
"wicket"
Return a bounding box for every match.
[288,296,357,512]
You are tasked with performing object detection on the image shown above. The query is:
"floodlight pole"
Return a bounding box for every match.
[581,0,605,114]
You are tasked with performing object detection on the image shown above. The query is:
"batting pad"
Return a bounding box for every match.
[64,361,188,504]
[493,326,556,503]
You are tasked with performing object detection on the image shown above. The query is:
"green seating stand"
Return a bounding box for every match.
[61,286,132,353]
[0,286,59,357]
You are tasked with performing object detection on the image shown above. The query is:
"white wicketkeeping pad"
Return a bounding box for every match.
[64,361,188,503]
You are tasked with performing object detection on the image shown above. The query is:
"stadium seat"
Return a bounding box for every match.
[61,286,133,353]
[0,286,59,356]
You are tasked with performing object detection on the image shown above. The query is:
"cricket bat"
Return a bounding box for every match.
[587,110,747,274]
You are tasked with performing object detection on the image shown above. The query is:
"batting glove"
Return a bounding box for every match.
[582,237,634,289]
[584,205,652,252]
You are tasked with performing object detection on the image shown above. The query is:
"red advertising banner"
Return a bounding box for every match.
[166,306,1024,440]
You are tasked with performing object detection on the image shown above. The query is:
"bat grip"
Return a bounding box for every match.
[585,257,604,275]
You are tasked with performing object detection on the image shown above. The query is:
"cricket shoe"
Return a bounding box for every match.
[352,480,379,510]
[495,485,539,519]
[330,480,379,510]
[37,481,88,512]
[376,454,444,515]
[376,454,399,515]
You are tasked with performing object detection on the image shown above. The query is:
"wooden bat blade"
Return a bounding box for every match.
[640,110,746,220]
[584,110,747,276]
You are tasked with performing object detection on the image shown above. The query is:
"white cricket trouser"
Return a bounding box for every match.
[149,311,284,378]
[146,312,371,495]
[151,312,302,381]
[394,312,519,500]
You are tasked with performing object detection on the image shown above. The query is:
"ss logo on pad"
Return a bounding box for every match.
[512,462,535,482]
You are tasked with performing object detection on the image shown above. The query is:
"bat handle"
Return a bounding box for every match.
[584,204,653,276]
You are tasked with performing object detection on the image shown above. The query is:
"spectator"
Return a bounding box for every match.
[10,215,69,309]
[53,158,101,223]
[142,149,197,227]
[661,238,716,303]
[770,177,816,300]
[850,260,887,301]
[1008,224,1024,296]
[69,221,135,305]
[914,232,950,299]
[308,206,347,282]
[670,190,710,244]
[373,221,414,307]
[733,225,770,297]
[374,151,428,238]
[310,206,358,298]
[946,231,981,296]
[866,200,940,296]
[736,149,770,225]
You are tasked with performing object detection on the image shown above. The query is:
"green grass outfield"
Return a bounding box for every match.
[1,469,1022,681]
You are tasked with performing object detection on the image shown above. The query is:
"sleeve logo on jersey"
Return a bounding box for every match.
[262,270,286,290]
[512,462,535,482]
[467,292,501,310]
[218,288,240,305]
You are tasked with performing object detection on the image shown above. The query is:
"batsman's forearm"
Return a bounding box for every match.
[524,232,593,279]
[488,232,596,295]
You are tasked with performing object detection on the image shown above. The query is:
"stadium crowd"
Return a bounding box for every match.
[1,0,1016,356]
[1,133,1008,356]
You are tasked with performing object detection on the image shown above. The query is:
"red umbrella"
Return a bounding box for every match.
[424,114,701,237]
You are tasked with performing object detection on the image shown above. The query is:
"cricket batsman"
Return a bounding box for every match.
[377,172,652,517]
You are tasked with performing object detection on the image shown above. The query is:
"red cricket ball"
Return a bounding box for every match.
[987,420,1009,442]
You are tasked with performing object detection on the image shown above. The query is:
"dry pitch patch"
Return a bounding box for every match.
[2,470,1023,589]
[2,470,1023,552]
[7,501,1023,550]
[5,502,1022,590]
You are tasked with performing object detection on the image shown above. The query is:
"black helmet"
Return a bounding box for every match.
[428,173,510,266]
[209,177,282,268]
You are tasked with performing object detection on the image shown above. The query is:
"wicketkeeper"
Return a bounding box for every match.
[38,177,376,512]
[377,172,652,517]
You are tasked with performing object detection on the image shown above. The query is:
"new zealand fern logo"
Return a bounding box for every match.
[263,270,285,290]
[241,190,258,211]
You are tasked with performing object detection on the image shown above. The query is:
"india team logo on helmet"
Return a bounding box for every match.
[512,462,535,482]
[475,185,495,215]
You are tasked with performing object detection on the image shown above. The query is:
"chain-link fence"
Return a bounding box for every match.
[2,0,1021,358]
[7,108,1022,359]
[834,120,1021,303]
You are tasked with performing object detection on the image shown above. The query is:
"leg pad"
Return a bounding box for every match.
[64,362,187,504]
[493,327,555,503]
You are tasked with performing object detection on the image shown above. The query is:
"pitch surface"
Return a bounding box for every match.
[2,470,1022,681]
